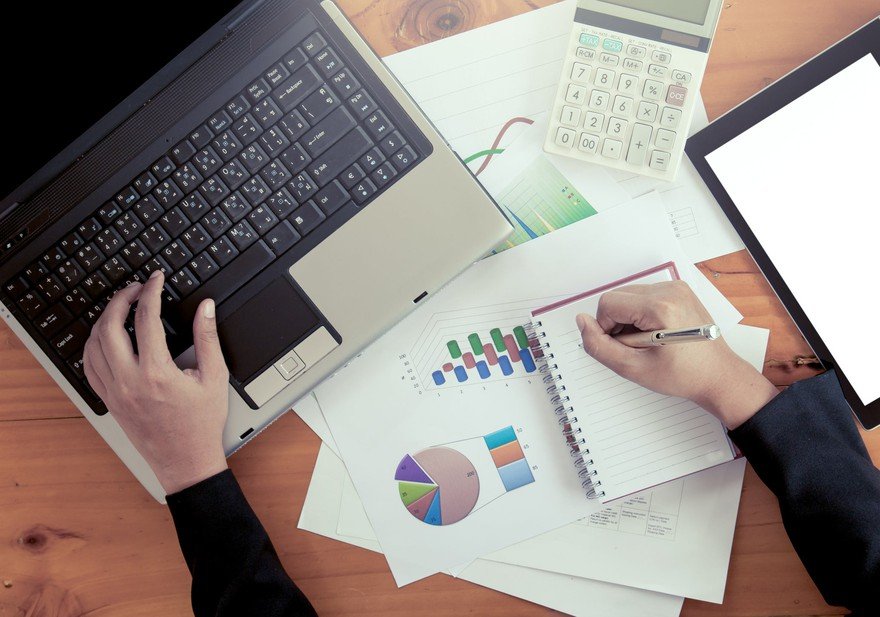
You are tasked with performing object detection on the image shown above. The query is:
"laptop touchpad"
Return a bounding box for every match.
[218,277,320,383]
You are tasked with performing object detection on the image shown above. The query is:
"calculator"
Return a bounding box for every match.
[545,0,724,180]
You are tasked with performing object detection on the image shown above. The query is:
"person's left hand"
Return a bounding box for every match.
[83,271,230,495]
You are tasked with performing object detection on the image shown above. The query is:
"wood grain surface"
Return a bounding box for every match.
[2,1,879,615]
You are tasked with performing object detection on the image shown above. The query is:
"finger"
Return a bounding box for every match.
[595,290,669,333]
[82,342,108,400]
[96,283,143,377]
[192,299,228,383]
[576,313,640,376]
[135,271,174,368]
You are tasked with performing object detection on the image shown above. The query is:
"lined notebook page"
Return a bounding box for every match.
[534,268,735,501]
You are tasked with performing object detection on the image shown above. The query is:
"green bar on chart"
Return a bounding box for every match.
[468,333,484,355]
[513,326,529,350]
[447,340,462,359]
[490,328,506,352]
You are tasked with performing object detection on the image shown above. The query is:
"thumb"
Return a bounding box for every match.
[193,299,228,382]
[576,313,638,376]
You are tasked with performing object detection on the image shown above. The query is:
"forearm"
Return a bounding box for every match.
[167,470,316,617]
[729,371,880,615]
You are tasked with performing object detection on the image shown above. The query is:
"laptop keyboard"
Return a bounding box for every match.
[2,28,422,415]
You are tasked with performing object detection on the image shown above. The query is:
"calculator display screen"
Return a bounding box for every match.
[599,0,712,25]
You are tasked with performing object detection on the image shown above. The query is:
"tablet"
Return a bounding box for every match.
[686,18,880,430]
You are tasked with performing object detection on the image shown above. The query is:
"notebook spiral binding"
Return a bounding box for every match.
[525,321,605,499]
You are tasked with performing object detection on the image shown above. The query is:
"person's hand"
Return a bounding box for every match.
[83,271,230,494]
[576,280,778,429]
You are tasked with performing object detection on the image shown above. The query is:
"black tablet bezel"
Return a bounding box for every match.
[686,18,880,430]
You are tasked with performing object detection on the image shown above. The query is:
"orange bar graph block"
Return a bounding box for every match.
[490,440,525,468]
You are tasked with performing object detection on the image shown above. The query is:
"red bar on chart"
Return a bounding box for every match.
[442,363,454,373]
[503,335,521,362]
[463,352,476,369]
[482,343,499,365]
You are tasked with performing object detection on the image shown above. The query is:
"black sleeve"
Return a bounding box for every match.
[728,370,880,616]
[167,469,317,617]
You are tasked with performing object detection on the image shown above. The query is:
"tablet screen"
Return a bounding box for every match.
[706,54,880,406]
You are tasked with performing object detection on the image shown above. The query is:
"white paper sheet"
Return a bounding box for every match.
[479,104,745,264]
[299,444,685,617]
[314,193,745,585]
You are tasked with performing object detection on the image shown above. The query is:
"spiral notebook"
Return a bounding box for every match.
[528,263,738,502]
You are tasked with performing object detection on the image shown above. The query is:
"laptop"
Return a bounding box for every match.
[0,0,512,500]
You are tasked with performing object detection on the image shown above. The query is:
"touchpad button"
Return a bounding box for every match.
[218,277,320,383]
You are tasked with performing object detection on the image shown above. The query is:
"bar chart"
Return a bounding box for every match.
[409,298,560,391]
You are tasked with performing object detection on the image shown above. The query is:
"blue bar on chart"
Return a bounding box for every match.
[483,425,535,492]
[454,366,468,382]
[498,355,514,376]
[476,361,490,379]
[431,371,446,386]
[520,348,537,373]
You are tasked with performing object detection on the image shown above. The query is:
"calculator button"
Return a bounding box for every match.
[584,112,605,132]
[560,106,582,127]
[622,58,643,72]
[666,85,688,107]
[577,132,601,154]
[660,107,683,129]
[588,90,610,111]
[576,47,597,61]
[594,68,615,88]
[637,101,659,122]
[565,84,588,105]
[648,64,668,78]
[601,138,623,159]
[606,117,629,137]
[671,69,693,84]
[655,128,677,150]
[643,80,663,101]
[627,45,647,59]
[600,53,620,66]
[626,124,653,166]
[618,74,639,96]
[579,33,600,47]
[612,95,634,117]
[571,62,592,83]
[603,39,623,52]
[652,50,672,64]
[555,127,576,148]
[650,150,672,171]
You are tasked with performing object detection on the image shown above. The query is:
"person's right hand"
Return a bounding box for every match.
[576,280,778,429]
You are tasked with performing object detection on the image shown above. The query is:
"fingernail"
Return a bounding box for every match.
[576,314,588,333]
[204,299,215,319]
[150,270,162,280]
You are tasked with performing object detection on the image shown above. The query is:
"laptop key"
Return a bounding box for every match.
[74,244,104,273]
[207,237,239,267]
[182,223,212,253]
[58,260,86,287]
[289,172,318,201]
[199,176,231,207]
[193,147,222,176]
[359,147,384,172]
[201,209,232,238]
[115,186,140,208]
[379,131,406,156]
[219,160,249,192]
[266,188,297,219]
[133,171,158,195]
[134,195,164,224]
[97,202,122,225]
[340,164,365,190]
[169,268,199,297]
[82,272,111,299]
[265,221,301,256]
[96,227,124,255]
[300,85,339,122]
[228,221,259,251]
[121,240,151,270]
[392,145,418,170]
[61,288,91,316]
[170,140,196,166]
[224,96,250,121]
[188,253,218,282]
[280,143,310,174]
[245,78,271,105]
[142,255,172,278]
[114,212,144,241]
[101,257,131,285]
[51,319,89,359]
[189,124,214,149]
[212,131,242,162]
[161,241,193,270]
[259,126,290,157]
[347,90,377,120]
[282,47,308,72]
[279,110,309,141]
[274,65,321,112]
[24,262,49,284]
[208,110,233,133]
[247,205,278,235]
[154,179,184,209]
[364,111,393,141]
[151,156,175,180]
[331,69,360,97]
[302,106,356,157]
[173,164,204,193]
[252,98,283,129]
[239,144,268,174]
[232,114,261,146]
[35,305,73,339]
[4,276,28,296]
[260,160,291,190]
[180,192,211,221]
[371,162,397,188]
[68,355,86,379]
[351,178,378,204]
[264,62,290,87]
[41,247,67,267]
[307,127,372,186]
[220,193,252,223]
[60,232,83,255]
[315,48,341,77]
[18,291,46,320]
[289,202,325,236]
[302,32,326,56]
[241,176,270,206]
[37,274,65,301]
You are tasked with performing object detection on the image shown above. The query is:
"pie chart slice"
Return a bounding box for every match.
[396,447,479,526]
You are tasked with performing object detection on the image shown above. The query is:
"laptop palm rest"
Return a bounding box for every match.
[218,277,339,408]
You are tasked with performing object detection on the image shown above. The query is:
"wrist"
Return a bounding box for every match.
[155,448,229,495]
[696,362,779,430]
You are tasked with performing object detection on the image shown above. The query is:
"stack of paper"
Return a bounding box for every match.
[289,2,760,615]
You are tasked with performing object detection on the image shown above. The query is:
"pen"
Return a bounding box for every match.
[613,324,721,348]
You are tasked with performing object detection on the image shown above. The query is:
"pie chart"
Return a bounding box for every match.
[395,447,480,526]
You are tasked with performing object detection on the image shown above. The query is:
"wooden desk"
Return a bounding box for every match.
[2,1,878,615]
